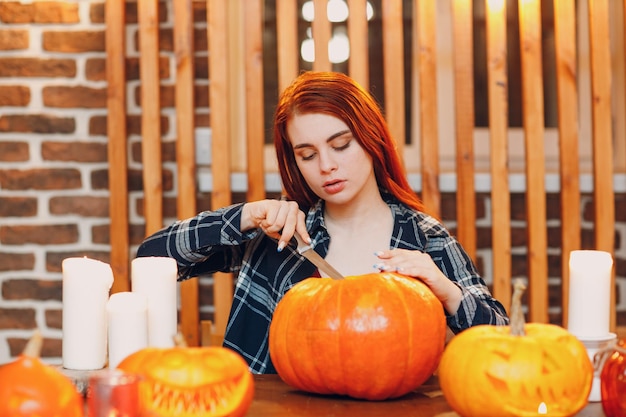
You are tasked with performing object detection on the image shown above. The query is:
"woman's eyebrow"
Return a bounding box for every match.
[293,129,351,150]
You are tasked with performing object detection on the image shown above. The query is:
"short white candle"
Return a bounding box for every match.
[107,292,148,369]
[131,257,178,347]
[567,250,613,339]
[62,257,114,370]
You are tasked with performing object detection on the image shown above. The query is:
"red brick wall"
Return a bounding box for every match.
[0,1,625,365]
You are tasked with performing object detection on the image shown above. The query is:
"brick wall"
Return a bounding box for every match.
[0,1,625,366]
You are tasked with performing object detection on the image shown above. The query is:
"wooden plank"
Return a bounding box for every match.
[173,0,199,347]
[347,0,369,88]
[587,0,616,330]
[416,0,440,218]
[382,0,405,155]
[105,0,129,294]
[485,0,511,312]
[276,0,299,92]
[553,0,580,327]
[451,0,476,260]
[245,0,266,202]
[138,0,163,236]
[313,0,331,71]
[518,0,548,323]
[207,0,233,338]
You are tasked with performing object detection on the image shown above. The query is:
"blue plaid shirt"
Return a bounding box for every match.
[136,194,509,373]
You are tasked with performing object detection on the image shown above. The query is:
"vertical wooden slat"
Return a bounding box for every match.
[173,0,199,347]
[416,0,440,218]
[382,0,405,155]
[138,0,163,236]
[105,0,129,294]
[486,0,511,311]
[245,0,266,202]
[276,0,299,92]
[347,0,369,88]
[313,0,332,71]
[208,0,233,340]
[553,0,580,327]
[451,0,476,260]
[518,0,548,323]
[588,0,616,330]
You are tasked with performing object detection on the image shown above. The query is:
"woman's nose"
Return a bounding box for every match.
[318,150,338,172]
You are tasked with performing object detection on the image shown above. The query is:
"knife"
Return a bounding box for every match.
[294,232,344,280]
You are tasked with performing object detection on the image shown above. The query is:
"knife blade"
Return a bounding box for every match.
[294,232,344,280]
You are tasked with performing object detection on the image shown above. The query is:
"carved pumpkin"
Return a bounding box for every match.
[0,330,83,417]
[439,280,593,417]
[117,337,254,417]
[599,338,626,417]
[268,271,446,400]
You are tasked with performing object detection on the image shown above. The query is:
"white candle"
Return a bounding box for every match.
[131,257,178,347]
[107,292,148,369]
[567,250,613,339]
[62,257,114,370]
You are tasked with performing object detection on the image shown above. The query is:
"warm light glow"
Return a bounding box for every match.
[301,38,315,62]
[486,0,505,14]
[302,0,375,22]
[328,31,350,63]
[538,402,548,414]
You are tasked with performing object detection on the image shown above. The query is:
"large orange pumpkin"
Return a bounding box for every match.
[0,330,83,417]
[600,338,626,417]
[268,271,446,401]
[117,341,254,417]
[439,280,593,417]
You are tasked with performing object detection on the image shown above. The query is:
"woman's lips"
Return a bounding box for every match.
[323,179,345,194]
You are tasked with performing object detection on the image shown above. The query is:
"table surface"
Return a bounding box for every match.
[247,374,606,417]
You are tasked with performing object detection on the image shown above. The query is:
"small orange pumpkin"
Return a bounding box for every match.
[439,280,593,417]
[0,330,83,417]
[269,272,446,400]
[117,336,254,417]
[600,338,626,417]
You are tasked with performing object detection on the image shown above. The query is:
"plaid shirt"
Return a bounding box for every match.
[137,194,509,373]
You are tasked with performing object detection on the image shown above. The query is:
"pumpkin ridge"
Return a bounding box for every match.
[386,274,412,398]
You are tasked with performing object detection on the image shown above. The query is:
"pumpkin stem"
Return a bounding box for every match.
[173,332,188,348]
[23,328,43,358]
[510,279,526,336]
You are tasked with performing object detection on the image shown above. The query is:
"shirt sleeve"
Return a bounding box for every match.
[136,203,257,280]
[426,236,510,332]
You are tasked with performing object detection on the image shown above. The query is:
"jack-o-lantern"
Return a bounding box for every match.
[599,338,626,417]
[269,272,447,401]
[439,280,593,417]
[0,330,83,417]
[117,336,254,417]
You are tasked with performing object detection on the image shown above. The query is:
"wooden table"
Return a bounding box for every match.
[247,374,606,417]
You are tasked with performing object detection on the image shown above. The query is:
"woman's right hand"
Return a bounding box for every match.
[241,200,309,251]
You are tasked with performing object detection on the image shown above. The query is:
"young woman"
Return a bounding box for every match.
[137,71,509,373]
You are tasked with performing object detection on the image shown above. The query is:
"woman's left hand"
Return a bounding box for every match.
[374,249,463,315]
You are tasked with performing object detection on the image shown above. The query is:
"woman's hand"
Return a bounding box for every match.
[241,200,309,251]
[374,249,463,315]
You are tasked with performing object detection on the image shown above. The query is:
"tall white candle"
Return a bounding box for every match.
[567,250,613,339]
[107,292,148,369]
[131,257,178,347]
[62,257,114,370]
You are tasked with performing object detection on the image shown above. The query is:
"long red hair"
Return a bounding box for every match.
[274,71,425,213]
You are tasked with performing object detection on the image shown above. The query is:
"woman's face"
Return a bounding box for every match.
[286,112,378,207]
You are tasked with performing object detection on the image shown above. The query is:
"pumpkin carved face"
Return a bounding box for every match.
[600,339,626,417]
[438,281,593,417]
[268,272,447,401]
[117,346,254,417]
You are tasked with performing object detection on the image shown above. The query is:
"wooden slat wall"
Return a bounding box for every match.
[105,0,626,346]
[485,0,512,311]
[587,0,616,329]
[518,0,549,323]
[105,0,129,294]
[451,0,477,260]
[173,0,199,347]
[553,0,581,327]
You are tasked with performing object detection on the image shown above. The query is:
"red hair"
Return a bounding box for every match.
[273,71,425,213]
